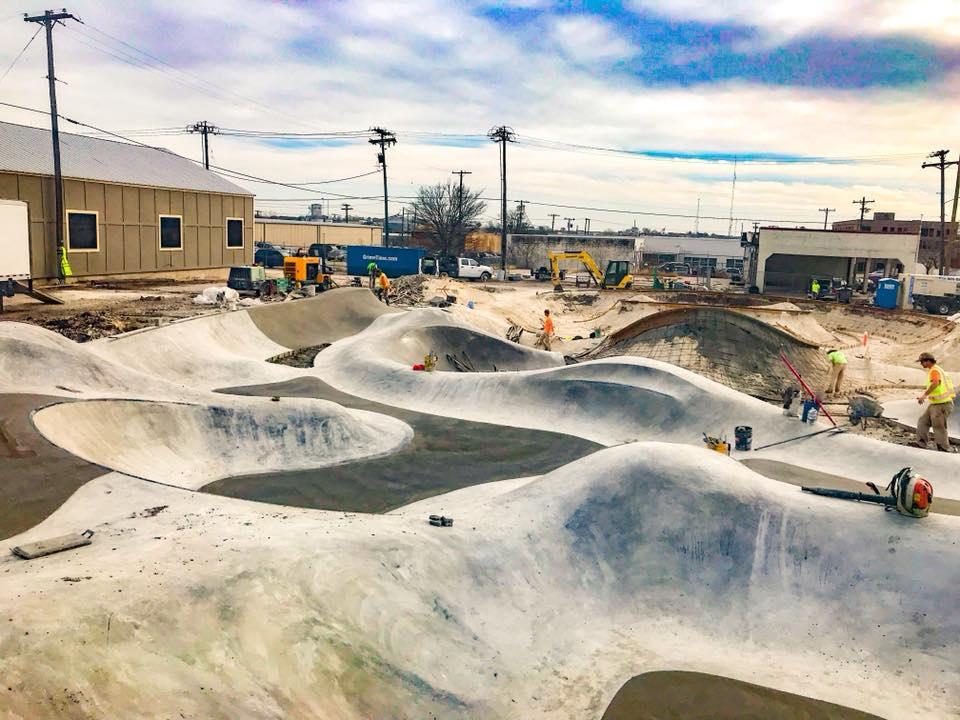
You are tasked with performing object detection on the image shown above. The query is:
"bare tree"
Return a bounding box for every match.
[410,180,486,257]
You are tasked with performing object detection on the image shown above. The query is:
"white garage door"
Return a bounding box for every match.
[0,199,30,280]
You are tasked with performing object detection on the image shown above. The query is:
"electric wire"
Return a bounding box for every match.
[0,26,42,87]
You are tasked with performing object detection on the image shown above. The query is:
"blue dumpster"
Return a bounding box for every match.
[874,278,900,309]
[346,246,426,278]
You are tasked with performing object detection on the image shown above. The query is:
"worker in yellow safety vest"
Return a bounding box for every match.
[915,352,956,452]
[825,348,847,395]
[376,271,390,305]
[810,278,821,298]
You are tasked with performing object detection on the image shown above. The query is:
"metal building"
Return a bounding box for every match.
[254,218,382,249]
[0,121,254,281]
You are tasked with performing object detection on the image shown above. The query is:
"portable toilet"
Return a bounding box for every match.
[874,277,900,309]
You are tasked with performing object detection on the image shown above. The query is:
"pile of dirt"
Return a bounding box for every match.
[23,310,138,342]
[266,344,329,368]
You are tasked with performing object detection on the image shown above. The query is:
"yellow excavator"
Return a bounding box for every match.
[546,250,633,292]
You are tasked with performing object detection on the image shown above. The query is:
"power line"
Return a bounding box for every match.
[0,25,42,86]
[187,120,218,170]
[488,125,515,272]
[852,196,875,230]
[369,127,397,245]
[25,8,80,282]
[819,207,836,229]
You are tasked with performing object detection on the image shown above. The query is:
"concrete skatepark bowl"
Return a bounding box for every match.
[0,287,958,719]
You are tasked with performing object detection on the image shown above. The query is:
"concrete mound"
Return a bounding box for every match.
[2,444,956,719]
[31,398,412,489]
[0,321,168,396]
[248,286,400,349]
[393,323,557,372]
[587,306,828,398]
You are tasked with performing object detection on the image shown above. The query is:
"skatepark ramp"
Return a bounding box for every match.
[586,306,829,398]
[31,398,412,489]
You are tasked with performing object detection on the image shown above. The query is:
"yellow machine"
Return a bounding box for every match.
[283,256,333,289]
[547,251,633,291]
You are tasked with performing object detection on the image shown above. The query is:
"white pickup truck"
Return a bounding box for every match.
[429,255,494,281]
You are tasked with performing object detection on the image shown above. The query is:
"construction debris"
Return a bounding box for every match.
[391,275,427,306]
[267,345,330,368]
[25,310,129,342]
[12,529,94,559]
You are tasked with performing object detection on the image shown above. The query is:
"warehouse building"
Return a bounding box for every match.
[746,227,919,293]
[253,217,381,249]
[0,121,253,281]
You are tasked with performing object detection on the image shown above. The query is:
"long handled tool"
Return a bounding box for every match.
[751,425,845,451]
[801,487,894,507]
[779,352,837,427]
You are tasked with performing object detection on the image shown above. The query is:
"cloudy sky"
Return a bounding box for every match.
[1,0,959,234]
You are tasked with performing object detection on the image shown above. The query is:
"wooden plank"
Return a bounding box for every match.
[12,530,93,559]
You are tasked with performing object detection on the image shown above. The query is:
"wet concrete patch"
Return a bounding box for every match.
[210,376,601,513]
[602,671,885,720]
[0,394,107,540]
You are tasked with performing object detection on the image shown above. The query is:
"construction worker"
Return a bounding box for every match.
[914,352,956,452]
[376,270,390,305]
[810,278,821,298]
[367,261,379,291]
[825,348,847,395]
[535,309,554,351]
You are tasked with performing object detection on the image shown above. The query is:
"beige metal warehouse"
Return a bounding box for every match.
[254,218,382,249]
[0,121,254,281]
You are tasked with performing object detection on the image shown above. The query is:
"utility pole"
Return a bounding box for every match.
[548,213,559,231]
[451,169,472,243]
[341,203,353,223]
[922,150,959,273]
[564,217,574,233]
[514,200,526,232]
[369,127,397,246]
[694,197,701,235]
[187,121,219,170]
[488,126,515,273]
[852,196,875,231]
[819,207,836,230]
[583,218,591,234]
[727,157,738,237]
[25,8,78,281]
[400,207,406,243]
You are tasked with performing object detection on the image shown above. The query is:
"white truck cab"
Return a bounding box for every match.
[456,257,493,281]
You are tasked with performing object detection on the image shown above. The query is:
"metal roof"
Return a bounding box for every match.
[0,121,252,196]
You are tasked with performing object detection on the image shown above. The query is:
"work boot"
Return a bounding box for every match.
[907,441,928,449]
[937,446,957,453]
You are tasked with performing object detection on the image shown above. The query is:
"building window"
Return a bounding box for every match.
[226,217,244,248]
[66,210,99,252]
[159,214,183,251]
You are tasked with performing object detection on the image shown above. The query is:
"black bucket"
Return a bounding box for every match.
[734,426,752,451]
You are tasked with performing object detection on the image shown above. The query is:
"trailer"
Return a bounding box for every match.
[909,274,960,315]
[0,199,62,311]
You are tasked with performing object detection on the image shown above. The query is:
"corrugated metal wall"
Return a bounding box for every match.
[0,171,253,279]
[254,221,382,248]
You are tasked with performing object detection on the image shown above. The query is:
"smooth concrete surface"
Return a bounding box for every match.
[0,288,957,719]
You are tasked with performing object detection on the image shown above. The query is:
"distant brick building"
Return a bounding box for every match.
[832,211,957,269]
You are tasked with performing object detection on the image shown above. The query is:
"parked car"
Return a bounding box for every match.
[428,255,494,281]
[254,248,286,268]
[307,243,345,261]
[658,262,691,276]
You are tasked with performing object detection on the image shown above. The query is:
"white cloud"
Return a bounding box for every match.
[548,15,635,62]
[628,0,960,41]
[0,0,956,236]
